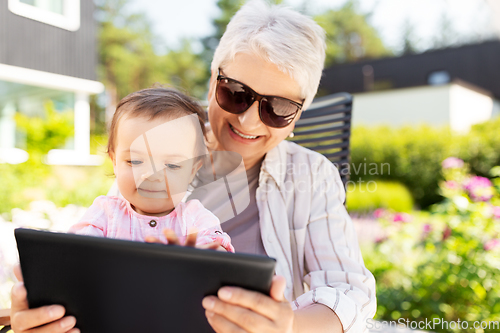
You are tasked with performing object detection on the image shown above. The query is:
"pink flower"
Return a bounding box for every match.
[444,181,459,190]
[493,206,500,219]
[393,213,412,223]
[464,176,494,202]
[484,239,500,251]
[442,157,464,169]
[422,224,432,240]
[375,235,388,244]
[373,208,386,219]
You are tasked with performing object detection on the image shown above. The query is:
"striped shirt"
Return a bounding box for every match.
[246,140,376,333]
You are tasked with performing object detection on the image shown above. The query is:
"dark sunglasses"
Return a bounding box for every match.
[215,69,303,128]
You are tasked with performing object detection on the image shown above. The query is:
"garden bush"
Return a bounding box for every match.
[363,158,500,332]
[0,159,114,216]
[350,116,500,208]
[15,101,74,155]
[346,181,414,213]
[0,104,112,215]
[0,133,113,216]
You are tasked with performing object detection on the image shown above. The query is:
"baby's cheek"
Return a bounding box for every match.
[164,169,190,192]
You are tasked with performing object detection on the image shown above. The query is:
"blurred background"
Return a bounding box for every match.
[1,0,499,332]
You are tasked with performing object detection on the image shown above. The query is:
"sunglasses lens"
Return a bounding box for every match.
[217,79,253,114]
[260,98,298,128]
[217,75,300,128]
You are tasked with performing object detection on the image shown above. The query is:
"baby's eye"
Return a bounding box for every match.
[127,160,143,166]
[166,164,181,170]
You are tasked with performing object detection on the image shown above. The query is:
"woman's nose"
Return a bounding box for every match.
[237,102,262,130]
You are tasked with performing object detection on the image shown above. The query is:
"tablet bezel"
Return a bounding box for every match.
[15,228,276,333]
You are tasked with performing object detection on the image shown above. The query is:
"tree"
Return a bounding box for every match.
[94,0,210,125]
[431,13,458,49]
[400,19,419,55]
[161,40,211,100]
[314,1,390,66]
[96,0,163,102]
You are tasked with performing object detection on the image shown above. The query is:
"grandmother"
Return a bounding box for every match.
[9,1,376,332]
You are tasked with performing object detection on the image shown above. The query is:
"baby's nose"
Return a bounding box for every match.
[142,170,164,182]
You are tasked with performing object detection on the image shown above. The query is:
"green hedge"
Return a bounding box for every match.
[350,117,500,208]
[346,181,414,213]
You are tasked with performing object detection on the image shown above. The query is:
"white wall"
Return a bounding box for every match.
[352,83,495,132]
[450,84,494,133]
[352,85,450,128]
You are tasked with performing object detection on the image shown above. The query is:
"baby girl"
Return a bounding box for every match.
[69,87,234,252]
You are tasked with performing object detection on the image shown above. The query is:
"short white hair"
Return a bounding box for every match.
[211,0,326,109]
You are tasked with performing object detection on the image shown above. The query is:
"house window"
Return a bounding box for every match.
[20,0,64,15]
[8,0,80,31]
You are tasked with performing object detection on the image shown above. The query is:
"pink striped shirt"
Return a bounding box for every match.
[69,196,234,252]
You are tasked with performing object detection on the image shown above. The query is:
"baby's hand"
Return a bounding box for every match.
[145,229,222,250]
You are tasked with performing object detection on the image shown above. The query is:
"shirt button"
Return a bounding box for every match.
[267,234,273,243]
[149,220,157,228]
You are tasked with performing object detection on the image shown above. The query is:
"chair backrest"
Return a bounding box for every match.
[289,92,352,190]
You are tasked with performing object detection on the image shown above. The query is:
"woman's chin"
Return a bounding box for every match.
[222,136,263,163]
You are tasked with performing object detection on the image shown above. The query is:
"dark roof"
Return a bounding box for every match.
[320,40,500,99]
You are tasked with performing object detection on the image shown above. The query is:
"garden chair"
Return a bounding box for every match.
[289,92,352,189]
[0,92,353,333]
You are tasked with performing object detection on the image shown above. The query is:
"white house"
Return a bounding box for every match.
[351,80,500,133]
[321,40,500,132]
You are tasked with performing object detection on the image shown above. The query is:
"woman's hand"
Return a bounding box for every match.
[145,228,224,251]
[10,264,80,333]
[202,275,296,333]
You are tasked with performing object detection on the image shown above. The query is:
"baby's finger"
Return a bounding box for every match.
[196,242,221,250]
[144,236,163,244]
[184,229,198,247]
[162,229,181,245]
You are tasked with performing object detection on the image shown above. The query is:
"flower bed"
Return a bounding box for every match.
[364,158,500,332]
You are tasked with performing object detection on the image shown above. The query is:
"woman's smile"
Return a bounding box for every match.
[227,122,263,143]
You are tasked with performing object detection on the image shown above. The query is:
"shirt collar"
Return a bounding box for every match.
[260,140,288,189]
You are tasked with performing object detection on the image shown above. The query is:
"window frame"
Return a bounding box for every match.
[8,0,80,31]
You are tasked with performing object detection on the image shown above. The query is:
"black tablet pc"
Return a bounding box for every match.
[15,228,276,333]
